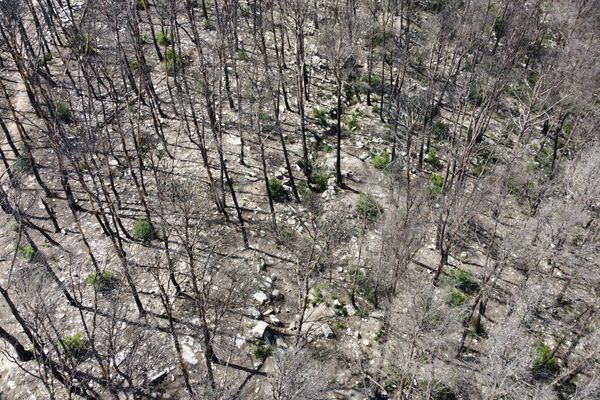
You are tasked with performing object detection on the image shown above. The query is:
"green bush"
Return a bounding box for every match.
[356,193,383,221]
[370,150,391,171]
[276,226,294,246]
[296,180,309,199]
[155,32,171,46]
[429,173,444,196]
[60,332,86,358]
[17,243,36,262]
[39,51,53,66]
[344,110,362,132]
[55,99,72,123]
[70,32,95,55]
[425,148,441,168]
[471,161,487,177]
[128,58,140,71]
[160,47,182,75]
[203,18,213,30]
[312,106,329,127]
[432,121,450,138]
[449,269,479,294]
[136,0,148,9]
[14,153,32,173]
[533,341,558,376]
[252,339,272,359]
[310,167,329,193]
[132,219,154,241]
[268,177,289,202]
[86,270,115,292]
[447,287,466,307]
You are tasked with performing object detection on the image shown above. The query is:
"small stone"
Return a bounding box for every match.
[322,323,335,339]
[253,291,268,304]
[250,321,270,339]
[247,307,262,320]
[235,334,246,348]
[362,339,370,346]
[271,289,283,300]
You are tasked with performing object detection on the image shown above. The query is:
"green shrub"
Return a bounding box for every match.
[69,32,95,55]
[132,219,154,241]
[312,106,329,127]
[344,110,362,132]
[86,270,115,292]
[310,167,329,193]
[160,47,182,75]
[155,32,171,46]
[429,173,444,196]
[425,148,441,169]
[447,287,466,307]
[128,58,140,70]
[276,226,294,246]
[268,177,289,202]
[370,149,391,171]
[203,18,213,30]
[296,180,309,199]
[356,193,383,221]
[252,339,272,359]
[55,99,72,123]
[136,0,148,9]
[318,142,333,153]
[39,51,53,66]
[533,341,558,376]
[471,161,487,177]
[14,153,32,173]
[449,269,479,294]
[17,243,36,262]
[60,332,86,358]
[419,379,454,400]
[432,121,449,138]
[237,47,248,60]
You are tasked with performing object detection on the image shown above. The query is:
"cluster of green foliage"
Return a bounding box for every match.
[268,177,289,202]
[432,121,450,138]
[344,110,362,132]
[425,148,442,169]
[447,287,466,307]
[136,0,148,10]
[420,379,455,400]
[85,270,115,292]
[370,149,391,170]
[310,167,329,193]
[429,173,444,196]
[132,219,154,241]
[14,153,32,173]
[70,32,95,55]
[128,58,140,71]
[161,47,182,76]
[346,266,374,302]
[449,269,479,294]
[533,341,558,377]
[276,226,295,246]
[60,332,86,358]
[356,193,383,221]
[39,51,53,66]
[17,243,36,262]
[252,339,272,359]
[55,99,72,123]
[155,32,171,46]
[296,180,310,200]
[312,106,330,127]
[259,112,274,133]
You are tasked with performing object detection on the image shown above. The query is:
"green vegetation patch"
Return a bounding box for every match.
[356,193,383,221]
[132,219,154,241]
